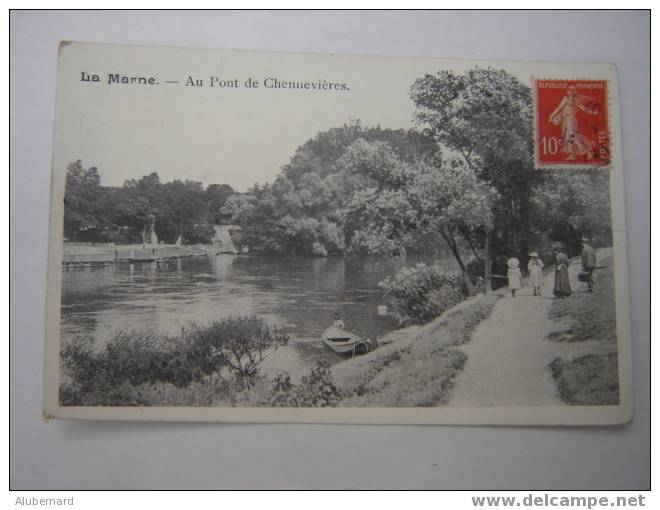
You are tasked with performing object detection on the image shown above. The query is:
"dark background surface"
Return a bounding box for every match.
[10,10,650,489]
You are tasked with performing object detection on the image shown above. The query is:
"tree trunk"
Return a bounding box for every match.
[484,228,492,293]
[460,270,475,297]
[458,225,482,263]
[439,227,475,296]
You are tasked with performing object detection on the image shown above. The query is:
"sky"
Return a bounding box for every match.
[53,43,428,192]
[51,43,614,193]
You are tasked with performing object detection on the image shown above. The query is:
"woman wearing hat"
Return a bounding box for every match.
[507,257,522,298]
[552,245,572,298]
[527,252,544,296]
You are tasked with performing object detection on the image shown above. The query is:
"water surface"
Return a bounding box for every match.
[61,252,456,371]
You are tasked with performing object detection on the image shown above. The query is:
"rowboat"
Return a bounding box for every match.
[321,326,369,355]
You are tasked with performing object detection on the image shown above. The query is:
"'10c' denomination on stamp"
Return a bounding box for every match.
[535,79,610,168]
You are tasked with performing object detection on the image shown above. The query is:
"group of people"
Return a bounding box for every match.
[505,238,597,298]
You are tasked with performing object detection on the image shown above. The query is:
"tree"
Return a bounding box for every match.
[411,67,537,290]
[123,172,162,203]
[206,184,235,223]
[281,120,438,181]
[94,187,150,243]
[63,160,102,240]
[336,138,415,189]
[63,162,239,244]
[220,193,259,225]
[110,189,151,229]
[344,141,498,293]
[346,188,417,256]
[218,124,438,256]
[409,159,498,292]
[157,180,213,244]
[118,172,164,240]
[530,170,612,253]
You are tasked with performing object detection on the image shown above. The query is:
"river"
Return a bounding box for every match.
[61,252,457,376]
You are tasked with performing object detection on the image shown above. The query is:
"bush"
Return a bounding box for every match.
[61,330,192,405]
[347,229,405,256]
[132,373,237,407]
[60,316,289,406]
[311,241,328,257]
[379,263,465,325]
[185,317,289,389]
[267,361,343,407]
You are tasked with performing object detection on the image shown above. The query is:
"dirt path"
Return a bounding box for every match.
[449,262,586,407]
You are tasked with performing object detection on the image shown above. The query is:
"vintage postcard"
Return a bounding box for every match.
[43,42,633,425]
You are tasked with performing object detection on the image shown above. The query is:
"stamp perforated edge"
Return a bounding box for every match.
[532,76,613,171]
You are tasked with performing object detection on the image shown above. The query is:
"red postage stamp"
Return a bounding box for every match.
[535,79,610,167]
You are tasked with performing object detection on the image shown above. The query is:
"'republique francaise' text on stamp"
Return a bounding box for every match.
[535,79,610,168]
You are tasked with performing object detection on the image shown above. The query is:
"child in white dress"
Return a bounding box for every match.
[527,252,544,296]
[507,258,522,298]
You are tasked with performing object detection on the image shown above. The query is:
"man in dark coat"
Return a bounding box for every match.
[580,237,597,292]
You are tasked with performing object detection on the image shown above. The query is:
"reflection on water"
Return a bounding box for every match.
[61,252,455,366]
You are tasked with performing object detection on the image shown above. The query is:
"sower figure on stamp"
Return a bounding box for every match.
[580,237,597,292]
[552,245,572,298]
[548,84,599,161]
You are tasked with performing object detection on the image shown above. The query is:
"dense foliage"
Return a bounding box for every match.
[63,161,234,244]
[60,317,288,406]
[411,67,537,254]
[267,361,343,407]
[219,122,443,256]
[529,169,612,255]
[409,67,612,264]
[64,67,613,289]
[64,162,103,240]
[379,264,465,325]
[218,69,611,290]
[185,317,289,390]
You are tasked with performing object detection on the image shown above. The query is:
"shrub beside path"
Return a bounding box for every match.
[448,251,610,407]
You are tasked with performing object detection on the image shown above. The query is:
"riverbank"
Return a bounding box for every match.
[62,242,225,266]
[333,247,620,409]
[546,248,619,405]
[59,289,501,407]
[331,293,501,406]
[444,247,617,407]
[59,248,618,408]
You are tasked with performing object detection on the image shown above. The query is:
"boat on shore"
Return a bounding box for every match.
[321,326,370,355]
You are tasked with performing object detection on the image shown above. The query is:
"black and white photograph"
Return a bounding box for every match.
[42,41,632,425]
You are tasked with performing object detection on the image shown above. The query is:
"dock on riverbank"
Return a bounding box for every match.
[62,242,219,267]
[62,246,115,268]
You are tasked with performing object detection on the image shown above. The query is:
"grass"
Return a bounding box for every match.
[546,267,616,344]
[549,353,619,405]
[546,248,620,405]
[334,293,500,406]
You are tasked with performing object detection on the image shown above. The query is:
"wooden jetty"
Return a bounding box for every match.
[62,246,114,269]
